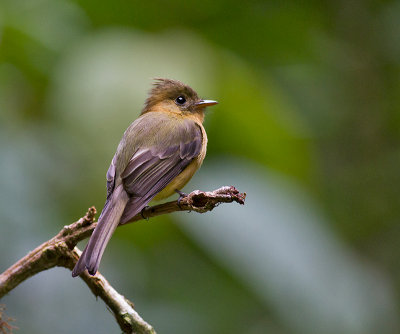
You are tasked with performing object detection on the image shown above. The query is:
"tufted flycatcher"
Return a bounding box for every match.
[72,78,217,277]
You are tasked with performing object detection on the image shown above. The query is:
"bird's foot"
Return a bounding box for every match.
[140,206,150,220]
[175,189,187,209]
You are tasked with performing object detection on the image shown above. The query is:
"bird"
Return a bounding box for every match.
[72,78,217,277]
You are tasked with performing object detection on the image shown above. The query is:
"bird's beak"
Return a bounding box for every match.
[195,99,218,108]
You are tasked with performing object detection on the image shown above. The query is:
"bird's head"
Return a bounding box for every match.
[141,78,217,120]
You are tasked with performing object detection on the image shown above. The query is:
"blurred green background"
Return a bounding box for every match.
[1,0,400,333]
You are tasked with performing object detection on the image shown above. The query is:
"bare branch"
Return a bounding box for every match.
[0,186,246,333]
[65,248,156,334]
[127,185,246,223]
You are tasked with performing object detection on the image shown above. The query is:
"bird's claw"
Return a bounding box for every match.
[140,206,150,220]
[175,189,187,209]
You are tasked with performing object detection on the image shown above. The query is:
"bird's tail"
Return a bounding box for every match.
[72,185,129,277]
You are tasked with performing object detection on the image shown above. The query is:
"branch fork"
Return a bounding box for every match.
[0,186,246,333]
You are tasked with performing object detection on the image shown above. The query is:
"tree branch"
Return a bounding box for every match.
[0,186,246,333]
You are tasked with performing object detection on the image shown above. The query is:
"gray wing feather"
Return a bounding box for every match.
[106,155,116,199]
[119,123,202,223]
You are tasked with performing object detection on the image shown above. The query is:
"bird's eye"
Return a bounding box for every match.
[175,95,186,105]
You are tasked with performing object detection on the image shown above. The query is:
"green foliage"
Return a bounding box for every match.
[1,0,400,333]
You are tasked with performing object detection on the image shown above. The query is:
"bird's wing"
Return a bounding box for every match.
[106,154,116,199]
[119,119,203,223]
[93,154,117,223]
